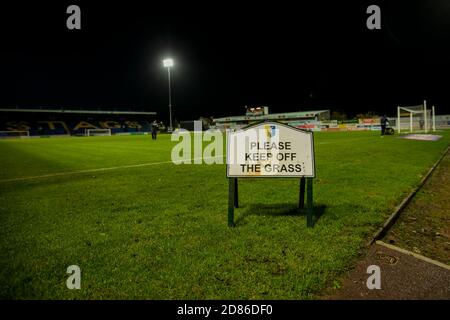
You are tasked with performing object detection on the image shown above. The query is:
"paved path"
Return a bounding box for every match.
[321,241,450,299]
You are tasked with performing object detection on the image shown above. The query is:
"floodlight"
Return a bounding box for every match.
[163,58,174,68]
[162,58,174,132]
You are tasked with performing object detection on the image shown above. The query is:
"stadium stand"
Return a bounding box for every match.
[212,106,332,131]
[0,108,158,137]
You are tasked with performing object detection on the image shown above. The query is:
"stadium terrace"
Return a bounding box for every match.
[0,107,157,137]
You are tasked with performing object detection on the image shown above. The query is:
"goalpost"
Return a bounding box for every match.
[0,130,30,138]
[397,100,436,134]
[86,128,112,136]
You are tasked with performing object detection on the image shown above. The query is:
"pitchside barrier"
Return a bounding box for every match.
[226,121,316,227]
[0,130,30,138]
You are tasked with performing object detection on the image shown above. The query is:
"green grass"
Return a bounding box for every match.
[0,130,449,299]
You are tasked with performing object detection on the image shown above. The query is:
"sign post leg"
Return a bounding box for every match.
[228,178,236,227]
[234,178,239,208]
[299,177,305,209]
[307,177,313,228]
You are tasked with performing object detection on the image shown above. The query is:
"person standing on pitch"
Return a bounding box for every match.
[380,114,390,136]
[151,120,158,140]
[419,118,424,131]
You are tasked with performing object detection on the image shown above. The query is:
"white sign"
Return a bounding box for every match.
[226,122,315,177]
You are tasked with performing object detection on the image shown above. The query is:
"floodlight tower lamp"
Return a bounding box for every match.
[163,58,174,68]
[163,58,174,132]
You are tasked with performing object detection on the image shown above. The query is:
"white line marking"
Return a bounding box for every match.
[375,240,450,271]
[0,156,225,183]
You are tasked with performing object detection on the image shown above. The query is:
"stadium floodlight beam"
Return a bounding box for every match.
[163,58,174,132]
[163,58,174,68]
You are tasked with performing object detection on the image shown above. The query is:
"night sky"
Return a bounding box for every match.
[2,1,450,122]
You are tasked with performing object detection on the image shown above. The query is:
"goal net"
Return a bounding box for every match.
[397,101,436,134]
[0,130,30,138]
[86,129,112,136]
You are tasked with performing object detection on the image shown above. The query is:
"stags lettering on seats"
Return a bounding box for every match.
[73,121,99,131]
[124,121,142,129]
[100,121,121,129]
[37,121,71,134]
[1,119,148,135]
[5,121,31,131]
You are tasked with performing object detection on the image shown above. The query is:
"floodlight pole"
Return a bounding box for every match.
[397,106,401,134]
[163,58,174,133]
[167,66,173,132]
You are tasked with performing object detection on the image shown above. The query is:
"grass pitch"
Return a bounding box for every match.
[0,131,449,299]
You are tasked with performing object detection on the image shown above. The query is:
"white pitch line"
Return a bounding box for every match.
[0,156,225,183]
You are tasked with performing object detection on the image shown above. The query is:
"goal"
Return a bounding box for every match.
[397,100,436,134]
[86,128,112,136]
[0,130,30,138]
